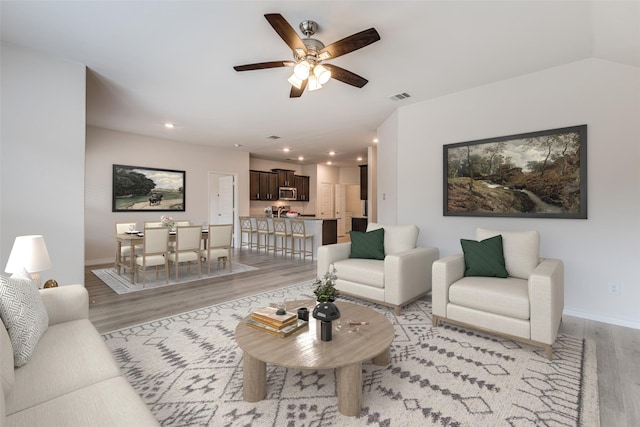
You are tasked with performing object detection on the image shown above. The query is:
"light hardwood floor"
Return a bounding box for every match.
[86,249,639,426]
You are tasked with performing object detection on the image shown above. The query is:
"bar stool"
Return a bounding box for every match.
[255,217,274,254]
[272,218,291,257]
[290,219,313,261]
[239,216,257,251]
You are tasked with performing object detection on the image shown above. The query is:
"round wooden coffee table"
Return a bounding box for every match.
[235,299,395,416]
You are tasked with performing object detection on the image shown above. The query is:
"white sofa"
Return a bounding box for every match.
[317,223,439,314]
[1,285,158,427]
[432,228,564,360]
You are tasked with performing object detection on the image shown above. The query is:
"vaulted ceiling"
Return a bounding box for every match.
[2,1,638,167]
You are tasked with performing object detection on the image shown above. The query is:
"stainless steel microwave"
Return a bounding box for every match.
[279,187,297,200]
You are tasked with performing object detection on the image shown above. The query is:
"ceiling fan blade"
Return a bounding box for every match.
[289,80,308,98]
[323,64,369,88]
[319,28,380,60]
[233,61,293,72]
[265,13,307,55]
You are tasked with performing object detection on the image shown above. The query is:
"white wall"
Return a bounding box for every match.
[377,111,399,224]
[85,126,249,264]
[1,42,86,285]
[380,58,640,328]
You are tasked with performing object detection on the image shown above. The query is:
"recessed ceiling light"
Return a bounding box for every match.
[234,144,242,147]
[373,138,378,143]
[283,148,290,152]
[164,123,175,129]
[329,151,335,156]
[327,161,332,165]
[298,156,304,161]
[357,156,363,161]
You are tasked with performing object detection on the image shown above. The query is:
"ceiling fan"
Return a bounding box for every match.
[233,13,380,98]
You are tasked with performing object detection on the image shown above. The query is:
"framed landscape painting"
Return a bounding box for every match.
[443,125,587,219]
[112,164,185,212]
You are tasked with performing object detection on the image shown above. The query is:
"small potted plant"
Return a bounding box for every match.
[313,264,339,302]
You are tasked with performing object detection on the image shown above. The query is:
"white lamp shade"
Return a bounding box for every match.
[313,64,331,84]
[288,73,303,89]
[5,235,52,274]
[308,74,322,91]
[293,61,310,79]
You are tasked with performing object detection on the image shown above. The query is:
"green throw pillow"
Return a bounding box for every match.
[460,235,508,278]
[349,228,385,260]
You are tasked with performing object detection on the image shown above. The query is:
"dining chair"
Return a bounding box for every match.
[201,224,233,274]
[115,222,141,273]
[255,217,274,254]
[134,227,170,286]
[239,216,257,251]
[144,221,164,228]
[272,218,291,257]
[167,225,202,280]
[290,219,313,261]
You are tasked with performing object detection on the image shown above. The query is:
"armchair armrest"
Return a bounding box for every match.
[431,253,465,318]
[529,258,564,345]
[317,242,351,277]
[39,284,89,326]
[384,246,439,306]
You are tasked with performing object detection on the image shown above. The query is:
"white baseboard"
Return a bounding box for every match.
[563,308,640,330]
[85,258,113,266]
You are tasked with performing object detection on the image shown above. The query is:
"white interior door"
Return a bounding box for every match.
[209,172,236,244]
[218,175,234,224]
[335,184,346,236]
[320,183,333,218]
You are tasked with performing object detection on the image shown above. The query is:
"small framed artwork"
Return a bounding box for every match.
[443,125,587,219]
[112,164,186,212]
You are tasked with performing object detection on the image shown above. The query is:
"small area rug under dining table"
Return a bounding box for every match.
[102,282,599,426]
[92,262,258,294]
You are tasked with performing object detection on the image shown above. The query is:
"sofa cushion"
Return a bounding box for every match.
[333,258,385,289]
[460,235,508,278]
[0,276,49,367]
[5,376,159,427]
[449,276,530,320]
[349,228,385,260]
[1,320,15,396]
[367,223,419,255]
[476,228,540,280]
[5,319,121,415]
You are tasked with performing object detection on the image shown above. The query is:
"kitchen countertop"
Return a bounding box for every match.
[248,215,338,220]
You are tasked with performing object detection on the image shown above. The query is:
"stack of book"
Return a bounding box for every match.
[246,306,307,338]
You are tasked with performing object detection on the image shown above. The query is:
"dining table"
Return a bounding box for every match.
[113,229,209,284]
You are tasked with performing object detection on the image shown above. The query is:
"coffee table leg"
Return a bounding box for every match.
[336,361,362,416]
[242,351,267,402]
[372,346,391,366]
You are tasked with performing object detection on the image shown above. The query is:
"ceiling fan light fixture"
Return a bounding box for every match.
[293,61,310,79]
[288,73,303,89]
[314,64,331,84]
[308,74,322,91]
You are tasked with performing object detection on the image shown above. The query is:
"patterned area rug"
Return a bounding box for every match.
[92,262,258,294]
[102,282,599,426]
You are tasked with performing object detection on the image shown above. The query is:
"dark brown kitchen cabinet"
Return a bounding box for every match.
[250,170,277,200]
[295,175,310,201]
[352,217,368,232]
[272,169,295,187]
[250,170,260,200]
[359,165,368,200]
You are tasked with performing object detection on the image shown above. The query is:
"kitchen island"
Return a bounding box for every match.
[247,216,337,259]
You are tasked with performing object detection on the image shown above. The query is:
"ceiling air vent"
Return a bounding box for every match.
[266,135,281,140]
[389,92,411,101]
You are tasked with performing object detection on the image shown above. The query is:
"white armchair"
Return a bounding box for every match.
[432,228,564,360]
[317,223,439,314]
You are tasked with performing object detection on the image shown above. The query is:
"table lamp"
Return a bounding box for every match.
[4,235,52,288]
